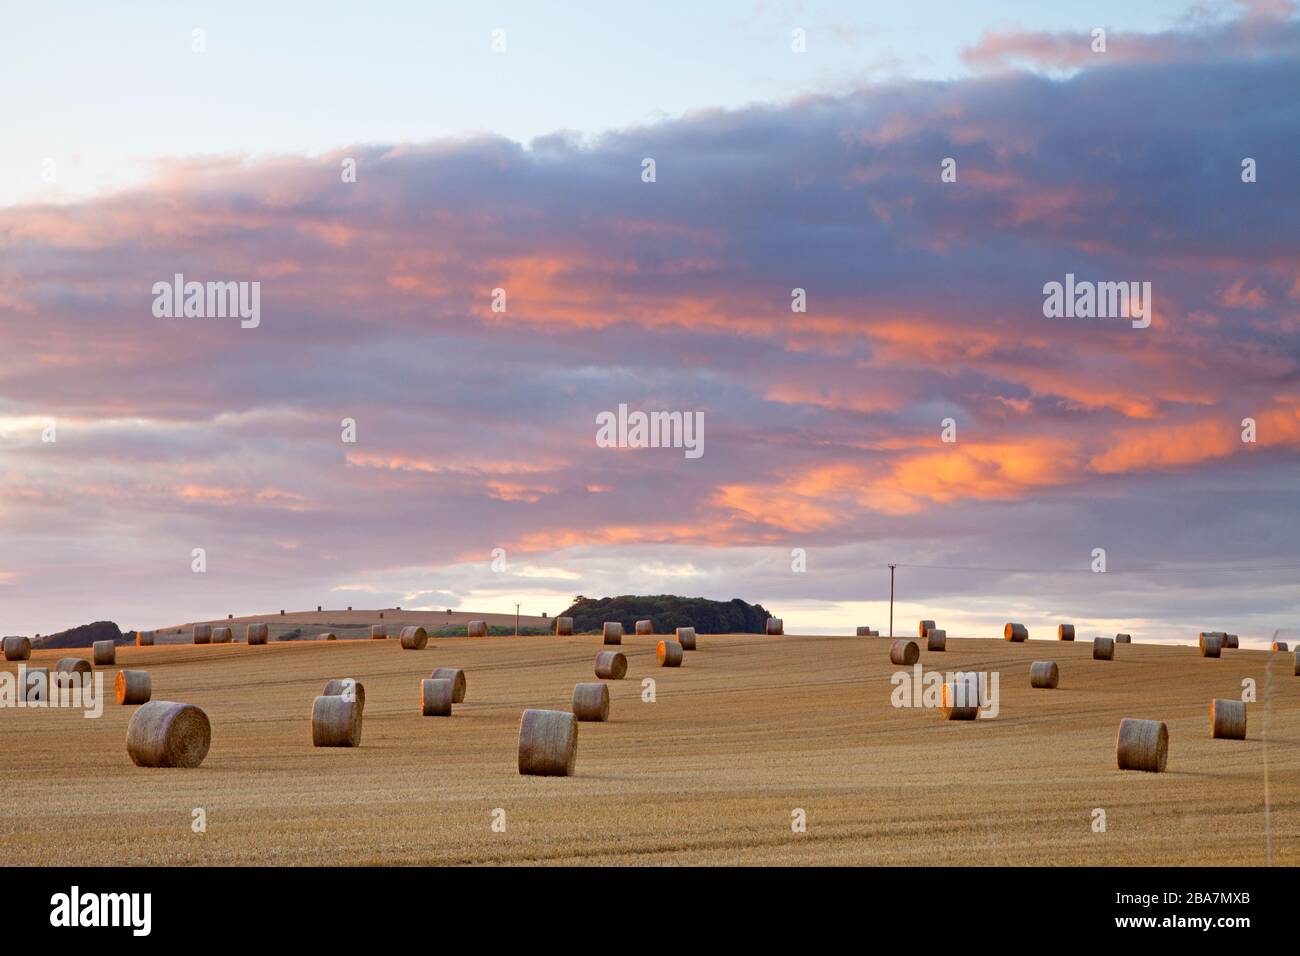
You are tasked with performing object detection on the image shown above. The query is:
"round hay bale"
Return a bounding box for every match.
[889,640,920,666]
[572,682,610,722]
[318,632,337,641]
[555,617,574,636]
[370,625,386,640]
[467,620,488,638]
[399,626,428,650]
[1029,661,1059,689]
[430,667,466,702]
[657,640,684,667]
[1222,633,1238,649]
[22,666,48,703]
[322,678,364,712]
[1211,699,1246,740]
[517,709,578,777]
[54,658,92,684]
[602,622,623,645]
[940,674,980,720]
[1114,633,1132,644]
[766,618,784,635]
[115,669,152,705]
[246,623,268,645]
[127,701,211,767]
[193,624,211,644]
[3,636,31,661]
[1199,632,1222,658]
[635,620,653,635]
[1004,622,1028,642]
[1058,624,1075,642]
[135,630,155,647]
[918,620,936,639]
[856,626,871,636]
[420,678,454,716]
[675,626,696,650]
[1093,636,1115,661]
[312,695,363,746]
[211,626,232,644]
[93,640,116,665]
[925,628,946,652]
[594,650,627,680]
[1116,717,1168,772]
[1273,641,1290,652]
[1294,649,1299,677]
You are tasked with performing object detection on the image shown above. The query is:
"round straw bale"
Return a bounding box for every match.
[1116,717,1168,772]
[135,630,155,647]
[1199,632,1222,658]
[54,657,92,681]
[322,678,364,712]
[517,709,578,776]
[889,640,920,666]
[918,620,936,639]
[127,701,211,767]
[370,624,386,640]
[1210,699,1246,740]
[635,619,653,635]
[856,627,871,636]
[93,640,116,665]
[1294,649,1299,677]
[430,667,466,702]
[1029,661,1059,689]
[3,636,31,661]
[193,624,211,644]
[399,626,428,650]
[467,620,488,638]
[1093,636,1115,661]
[594,650,627,680]
[603,622,623,645]
[319,632,337,641]
[22,666,48,703]
[1004,622,1028,642]
[675,626,696,650]
[926,628,946,652]
[1058,624,1075,641]
[312,695,363,746]
[657,640,684,667]
[940,675,980,720]
[555,617,574,636]
[572,682,610,721]
[420,678,454,716]
[1222,633,1238,649]
[211,626,232,644]
[246,623,268,645]
[1273,641,1290,652]
[115,669,152,705]
[1114,633,1132,644]
[766,618,784,635]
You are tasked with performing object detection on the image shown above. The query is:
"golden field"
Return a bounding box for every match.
[1,630,1296,865]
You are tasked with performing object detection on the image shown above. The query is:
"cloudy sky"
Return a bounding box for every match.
[2,1,1298,644]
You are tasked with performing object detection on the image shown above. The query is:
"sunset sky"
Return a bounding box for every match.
[2,1,1298,644]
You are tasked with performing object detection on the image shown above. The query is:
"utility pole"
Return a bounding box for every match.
[515,603,520,638]
[888,564,896,638]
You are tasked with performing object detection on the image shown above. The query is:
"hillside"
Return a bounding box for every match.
[558,595,773,634]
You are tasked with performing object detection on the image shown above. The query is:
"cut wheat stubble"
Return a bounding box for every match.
[400,626,428,650]
[517,709,578,777]
[1093,637,1115,661]
[657,640,684,667]
[889,640,919,666]
[594,651,627,680]
[430,667,466,702]
[127,701,211,768]
[420,678,454,716]
[572,682,610,722]
[312,695,363,746]
[1211,699,1246,740]
[1116,717,1168,772]
[675,627,696,650]
[115,670,152,705]
[3,636,31,661]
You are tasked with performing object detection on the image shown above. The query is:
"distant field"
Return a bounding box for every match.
[145,609,556,642]
[1,634,1296,865]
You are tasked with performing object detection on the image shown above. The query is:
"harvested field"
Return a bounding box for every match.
[1,633,1296,865]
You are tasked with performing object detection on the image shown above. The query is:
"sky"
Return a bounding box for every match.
[2,0,1299,644]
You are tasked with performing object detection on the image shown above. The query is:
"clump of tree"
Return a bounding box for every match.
[557,595,772,634]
